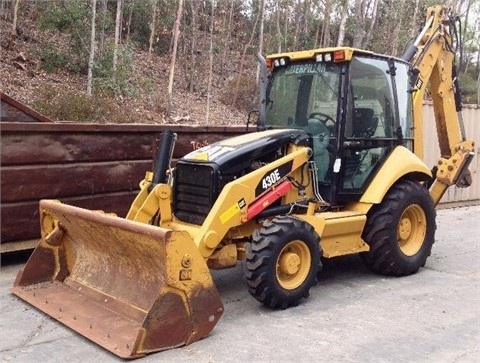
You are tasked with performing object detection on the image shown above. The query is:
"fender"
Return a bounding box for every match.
[360,146,431,204]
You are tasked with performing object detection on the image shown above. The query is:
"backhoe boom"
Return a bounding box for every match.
[405,5,475,205]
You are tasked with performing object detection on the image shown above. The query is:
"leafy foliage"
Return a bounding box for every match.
[37,0,90,74]
[220,75,258,111]
[38,47,69,73]
[94,40,137,96]
[32,86,135,123]
[2,0,477,126]
[126,0,176,54]
[37,0,88,32]
[458,72,479,104]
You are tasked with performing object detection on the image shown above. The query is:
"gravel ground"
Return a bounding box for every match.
[1,205,479,363]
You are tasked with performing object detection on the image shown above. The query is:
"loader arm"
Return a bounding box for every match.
[405,5,475,206]
[193,145,311,258]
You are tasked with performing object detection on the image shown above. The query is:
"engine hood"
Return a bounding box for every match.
[181,129,310,168]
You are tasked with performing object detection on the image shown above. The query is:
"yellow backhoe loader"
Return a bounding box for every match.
[12,5,475,359]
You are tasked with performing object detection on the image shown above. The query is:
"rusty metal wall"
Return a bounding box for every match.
[1,91,53,123]
[423,103,480,205]
[1,98,478,253]
[1,122,249,253]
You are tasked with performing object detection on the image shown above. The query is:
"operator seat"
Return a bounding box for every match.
[344,108,377,180]
[352,108,377,138]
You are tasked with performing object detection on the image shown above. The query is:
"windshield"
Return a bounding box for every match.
[264,61,342,131]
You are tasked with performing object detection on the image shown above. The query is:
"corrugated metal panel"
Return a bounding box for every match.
[423,103,480,204]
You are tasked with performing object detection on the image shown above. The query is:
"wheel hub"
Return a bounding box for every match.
[397,204,427,256]
[279,252,301,275]
[276,240,312,290]
[398,218,412,240]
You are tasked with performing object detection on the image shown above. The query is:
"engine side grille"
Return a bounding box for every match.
[174,163,216,225]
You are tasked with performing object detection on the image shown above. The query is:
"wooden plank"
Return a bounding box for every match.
[1,191,137,243]
[1,160,150,202]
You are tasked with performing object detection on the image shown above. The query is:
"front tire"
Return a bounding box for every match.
[361,179,436,276]
[244,216,321,309]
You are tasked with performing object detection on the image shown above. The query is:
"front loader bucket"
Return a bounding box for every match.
[12,200,224,359]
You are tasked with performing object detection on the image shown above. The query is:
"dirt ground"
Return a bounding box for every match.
[1,205,479,363]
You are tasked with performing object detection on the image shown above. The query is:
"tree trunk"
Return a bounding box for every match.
[314,17,320,48]
[188,0,198,92]
[292,1,301,50]
[126,1,133,43]
[205,1,215,124]
[336,3,348,47]
[167,0,184,117]
[256,0,265,83]
[460,0,473,72]
[113,0,123,73]
[363,0,379,48]
[390,0,407,56]
[477,42,480,77]
[284,5,288,50]
[477,58,480,106]
[231,7,260,109]
[453,0,467,14]
[98,0,107,57]
[220,0,234,77]
[11,0,19,35]
[410,0,421,38]
[87,0,97,97]
[276,2,282,52]
[301,0,311,49]
[320,0,332,47]
[148,0,157,57]
[353,0,365,48]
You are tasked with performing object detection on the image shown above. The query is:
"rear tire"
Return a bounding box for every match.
[244,216,321,309]
[361,179,436,276]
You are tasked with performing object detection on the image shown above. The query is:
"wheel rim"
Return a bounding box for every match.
[397,204,427,256]
[276,240,311,290]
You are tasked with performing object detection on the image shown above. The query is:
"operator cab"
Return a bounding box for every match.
[262,49,414,204]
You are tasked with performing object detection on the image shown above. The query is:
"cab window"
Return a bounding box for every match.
[341,56,397,192]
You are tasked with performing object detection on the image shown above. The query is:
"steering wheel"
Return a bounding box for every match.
[309,112,335,125]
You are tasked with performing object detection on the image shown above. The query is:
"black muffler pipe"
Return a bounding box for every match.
[151,130,176,188]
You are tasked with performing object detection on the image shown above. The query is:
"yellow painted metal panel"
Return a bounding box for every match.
[266,47,373,62]
[298,211,369,258]
[360,146,431,204]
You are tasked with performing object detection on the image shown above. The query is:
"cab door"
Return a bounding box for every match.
[333,55,413,204]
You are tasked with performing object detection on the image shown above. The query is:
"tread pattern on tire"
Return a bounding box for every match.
[361,179,436,276]
[244,216,321,309]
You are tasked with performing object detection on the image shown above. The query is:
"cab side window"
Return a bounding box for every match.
[342,57,397,191]
[395,62,414,151]
[347,57,396,139]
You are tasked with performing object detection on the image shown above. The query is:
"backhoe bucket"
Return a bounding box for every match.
[12,200,224,359]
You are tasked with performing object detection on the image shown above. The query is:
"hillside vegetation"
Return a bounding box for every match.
[1,0,478,124]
